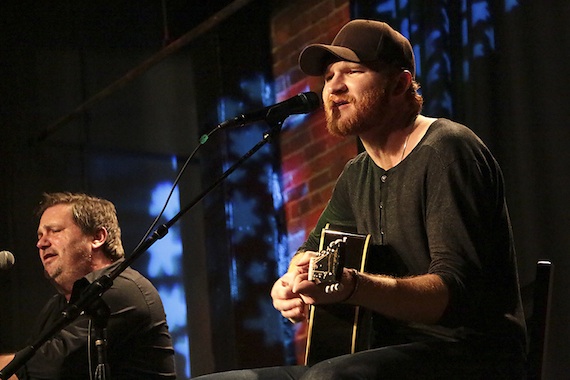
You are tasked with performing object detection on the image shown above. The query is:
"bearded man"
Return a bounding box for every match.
[194,19,527,380]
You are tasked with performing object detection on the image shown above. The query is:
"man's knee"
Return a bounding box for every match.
[302,360,349,380]
[191,369,259,379]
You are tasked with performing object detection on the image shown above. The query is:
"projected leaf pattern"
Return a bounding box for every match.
[215,74,314,364]
[352,0,519,118]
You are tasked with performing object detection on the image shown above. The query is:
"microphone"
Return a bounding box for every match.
[218,92,320,130]
[0,250,15,270]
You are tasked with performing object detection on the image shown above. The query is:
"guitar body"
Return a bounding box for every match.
[304,228,372,366]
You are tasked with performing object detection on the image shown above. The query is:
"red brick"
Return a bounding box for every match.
[271,0,351,249]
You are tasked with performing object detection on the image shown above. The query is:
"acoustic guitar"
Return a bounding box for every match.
[304,227,372,366]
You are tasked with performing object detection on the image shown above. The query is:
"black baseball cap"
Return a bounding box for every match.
[299,19,415,77]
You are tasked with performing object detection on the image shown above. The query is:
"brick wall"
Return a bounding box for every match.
[271,0,356,256]
[270,0,355,363]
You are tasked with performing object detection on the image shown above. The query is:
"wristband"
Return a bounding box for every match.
[341,269,360,303]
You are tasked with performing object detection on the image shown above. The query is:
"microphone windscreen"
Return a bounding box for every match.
[0,250,15,270]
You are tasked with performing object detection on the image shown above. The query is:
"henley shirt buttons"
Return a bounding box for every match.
[381,174,387,182]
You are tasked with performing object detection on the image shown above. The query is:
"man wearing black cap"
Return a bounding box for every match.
[194,19,526,379]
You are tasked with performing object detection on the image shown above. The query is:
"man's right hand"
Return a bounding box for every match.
[271,271,307,323]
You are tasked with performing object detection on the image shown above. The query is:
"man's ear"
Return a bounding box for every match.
[92,227,108,249]
[390,70,413,97]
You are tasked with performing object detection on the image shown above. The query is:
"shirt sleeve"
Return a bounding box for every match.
[424,133,516,328]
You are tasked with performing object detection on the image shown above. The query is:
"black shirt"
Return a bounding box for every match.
[16,259,176,379]
[300,119,526,345]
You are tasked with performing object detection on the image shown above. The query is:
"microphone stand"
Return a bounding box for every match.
[89,297,111,380]
[0,120,285,380]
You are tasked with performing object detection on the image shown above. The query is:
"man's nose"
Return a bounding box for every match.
[36,235,49,249]
[327,76,347,95]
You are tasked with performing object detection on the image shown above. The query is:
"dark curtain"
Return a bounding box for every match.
[0,0,286,378]
[1,1,569,378]
[184,2,291,375]
[352,1,570,378]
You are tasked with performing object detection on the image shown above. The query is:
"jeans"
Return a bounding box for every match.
[192,335,526,379]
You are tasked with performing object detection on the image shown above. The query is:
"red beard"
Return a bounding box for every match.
[324,86,389,137]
